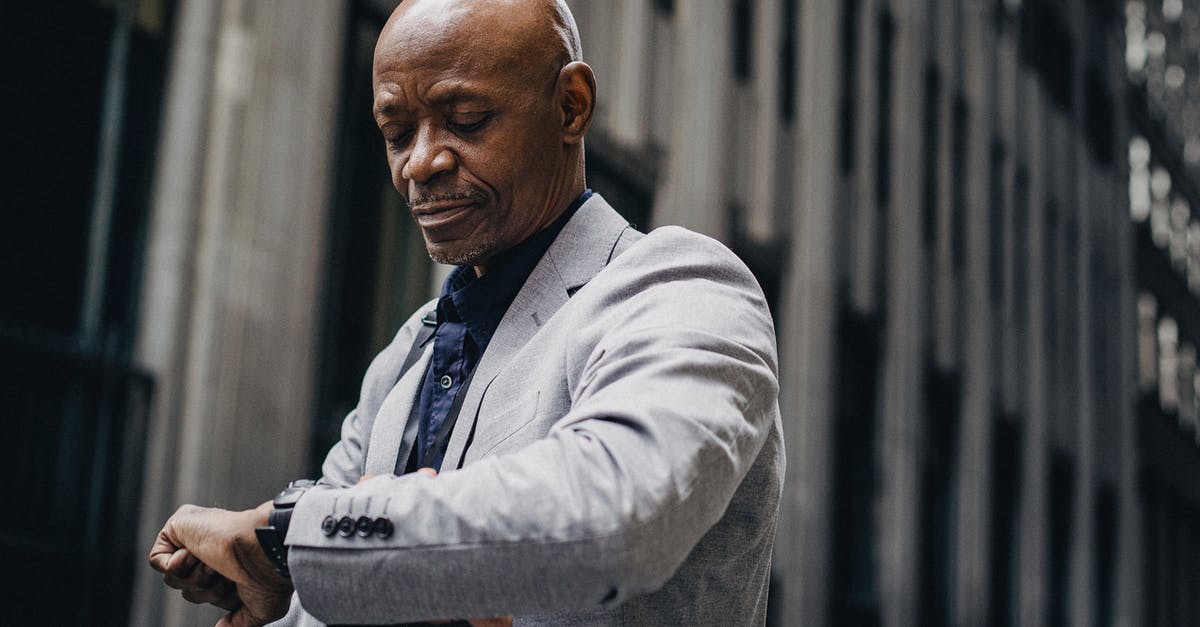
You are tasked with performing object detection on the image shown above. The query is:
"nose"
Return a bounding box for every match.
[400,124,456,187]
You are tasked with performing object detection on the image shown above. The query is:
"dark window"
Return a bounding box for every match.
[1083,70,1114,166]
[1018,0,1074,112]
[919,367,960,627]
[1093,485,1118,627]
[732,0,753,82]
[838,0,860,174]
[1047,451,1075,627]
[0,1,174,625]
[779,0,799,124]
[989,412,1022,627]
[830,307,884,627]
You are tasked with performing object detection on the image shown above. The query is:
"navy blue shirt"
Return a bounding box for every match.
[406,190,592,472]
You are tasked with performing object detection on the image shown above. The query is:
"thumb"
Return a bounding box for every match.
[417,467,438,478]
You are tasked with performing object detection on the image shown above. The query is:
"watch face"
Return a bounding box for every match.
[275,480,314,507]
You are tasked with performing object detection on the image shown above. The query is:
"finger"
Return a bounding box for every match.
[148,533,185,573]
[357,474,373,484]
[164,558,228,591]
[417,467,438,478]
[181,577,239,609]
[160,550,203,588]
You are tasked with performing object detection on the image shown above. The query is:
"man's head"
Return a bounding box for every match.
[373,0,595,272]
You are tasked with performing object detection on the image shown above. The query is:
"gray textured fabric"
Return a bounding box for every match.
[271,194,784,626]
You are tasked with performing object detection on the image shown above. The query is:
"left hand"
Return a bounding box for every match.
[149,502,294,627]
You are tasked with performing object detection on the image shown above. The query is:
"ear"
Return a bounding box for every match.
[557,61,596,144]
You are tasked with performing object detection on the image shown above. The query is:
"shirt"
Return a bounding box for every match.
[405,189,593,472]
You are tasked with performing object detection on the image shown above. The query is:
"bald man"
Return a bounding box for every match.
[149,1,784,625]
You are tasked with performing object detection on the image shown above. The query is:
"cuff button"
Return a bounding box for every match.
[337,516,355,537]
[321,515,337,536]
[355,515,373,537]
[372,517,394,539]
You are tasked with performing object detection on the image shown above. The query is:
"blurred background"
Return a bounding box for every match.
[1,0,1197,625]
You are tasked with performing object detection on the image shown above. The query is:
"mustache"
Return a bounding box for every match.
[407,190,487,210]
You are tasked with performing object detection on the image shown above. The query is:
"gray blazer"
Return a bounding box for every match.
[274,194,784,626]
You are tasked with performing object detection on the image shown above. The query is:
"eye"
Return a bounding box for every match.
[383,125,414,151]
[447,113,491,134]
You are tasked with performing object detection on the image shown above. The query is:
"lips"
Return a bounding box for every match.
[411,200,478,229]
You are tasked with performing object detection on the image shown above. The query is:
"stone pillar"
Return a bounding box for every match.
[610,0,651,147]
[130,1,347,625]
[775,1,841,625]
[1018,69,1051,627]
[745,0,783,242]
[652,0,731,239]
[878,2,927,626]
[129,0,221,623]
[953,2,996,624]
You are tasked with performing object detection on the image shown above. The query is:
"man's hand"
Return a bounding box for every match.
[149,502,293,627]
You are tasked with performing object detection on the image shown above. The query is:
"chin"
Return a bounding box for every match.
[425,236,500,267]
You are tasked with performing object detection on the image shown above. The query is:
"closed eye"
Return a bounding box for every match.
[448,113,491,134]
[384,127,414,151]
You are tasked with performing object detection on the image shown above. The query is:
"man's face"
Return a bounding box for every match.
[373,3,571,268]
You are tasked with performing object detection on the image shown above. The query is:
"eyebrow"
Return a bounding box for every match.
[374,85,493,120]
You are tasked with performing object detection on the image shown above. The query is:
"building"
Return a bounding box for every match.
[2,1,1196,626]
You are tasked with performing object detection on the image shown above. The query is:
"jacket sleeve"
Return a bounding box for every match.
[285,233,780,624]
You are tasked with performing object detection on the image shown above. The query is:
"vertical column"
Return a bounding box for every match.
[774,1,841,625]
[849,0,880,314]
[652,0,731,239]
[1113,6,1144,624]
[1067,5,1096,627]
[931,0,958,371]
[745,0,783,241]
[878,1,927,626]
[1018,63,1050,627]
[130,1,220,623]
[953,1,995,624]
[610,0,651,147]
[131,1,348,625]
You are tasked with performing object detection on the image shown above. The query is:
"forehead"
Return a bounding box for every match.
[369,0,552,107]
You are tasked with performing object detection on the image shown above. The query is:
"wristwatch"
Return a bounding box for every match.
[255,479,315,578]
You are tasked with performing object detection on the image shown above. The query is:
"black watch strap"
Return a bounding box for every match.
[255,479,315,578]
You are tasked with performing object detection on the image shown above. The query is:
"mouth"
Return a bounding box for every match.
[410,199,479,229]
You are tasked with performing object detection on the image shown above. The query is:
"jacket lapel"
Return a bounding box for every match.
[440,194,630,468]
[365,344,433,476]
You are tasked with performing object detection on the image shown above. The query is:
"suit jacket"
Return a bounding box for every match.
[274,194,785,626]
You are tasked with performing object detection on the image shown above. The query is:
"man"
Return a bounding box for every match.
[149,0,784,625]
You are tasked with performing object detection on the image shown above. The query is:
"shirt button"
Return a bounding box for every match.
[439,375,453,389]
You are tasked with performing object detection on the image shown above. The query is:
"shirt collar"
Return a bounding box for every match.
[437,189,593,350]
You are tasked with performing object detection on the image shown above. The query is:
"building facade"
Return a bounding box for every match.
[5,1,1198,626]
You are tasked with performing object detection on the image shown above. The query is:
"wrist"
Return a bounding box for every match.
[255,480,314,579]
